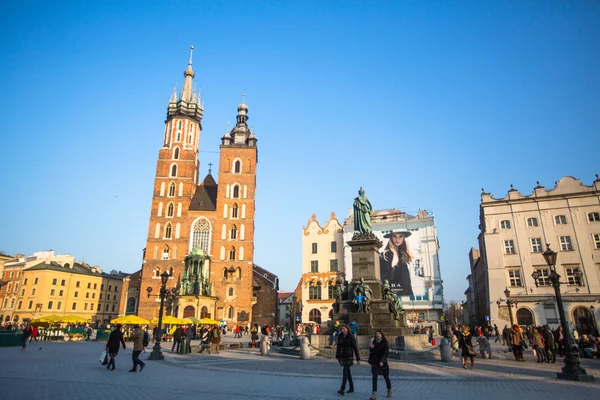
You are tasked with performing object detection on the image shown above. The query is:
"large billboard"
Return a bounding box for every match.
[373,229,422,298]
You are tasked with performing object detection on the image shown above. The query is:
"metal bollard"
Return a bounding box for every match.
[300,336,310,360]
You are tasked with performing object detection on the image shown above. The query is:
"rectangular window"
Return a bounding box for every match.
[52,279,57,285]
[311,243,317,254]
[72,302,77,310]
[331,241,337,252]
[555,215,567,225]
[97,303,101,311]
[74,291,78,298]
[534,268,551,286]
[330,259,338,272]
[9,272,14,278]
[588,212,600,222]
[112,304,116,312]
[57,301,62,310]
[84,303,88,311]
[61,279,66,286]
[86,292,89,298]
[23,278,27,286]
[50,289,55,296]
[508,269,522,287]
[560,236,573,251]
[101,284,104,290]
[7,283,12,292]
[10,299,15,308]
[500,220,511,229]
[34,278,38,285]
[17,301,22,310]
[28,301,33,310]
[20,289,24,296]
[527,217,539,227]
[109,285,112,292]
[310,261,318,273]
[48,301,53,310]
[328,285,335,299]
[565,267,579,285]
[76,281,80,288]
[105,304,109,312]
[92,293,96,299]
[87,282,91,289]
[100,293,103,300]
[93,283,97,290]
[16,271,20,278]
[59,290,64,296]
[31,288,36,296]
[13,283,18,293]
[531,238,543,252]
[593,234,600,249]
[504,240,516,254]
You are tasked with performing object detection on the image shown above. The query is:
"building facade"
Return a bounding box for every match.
[300,213,346,326]
[0,250,126,326]
[343,208,445,329]
[251,264,278,327]
[136,48,272,327]
[276,291,295,329]
[476,176,600,333]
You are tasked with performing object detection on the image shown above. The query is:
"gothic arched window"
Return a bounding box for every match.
[234,160,241,173]
[167,203,174,218]
[232,185,240,199]
[191,218,211,253]
[165,223,172,239]
[231,203,239,219]
[173,147,179,160]
[230,224,237,240]
[229,247,236,261]
[169,182,176,197]
[171,164,177,177]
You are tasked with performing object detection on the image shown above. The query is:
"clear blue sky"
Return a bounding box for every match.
[1,1,598,302]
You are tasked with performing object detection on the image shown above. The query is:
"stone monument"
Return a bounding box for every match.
[333,188,411,347]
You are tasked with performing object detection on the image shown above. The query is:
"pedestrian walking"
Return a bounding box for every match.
[29,326,39,343]
[494,324,500,343]
[533,327,547,363]
[459,327,475,370]
[86,326,93,341]
[336,325,360,396]
[209,324,221,354]
[510,324,525,362]
[129,325,146,372]
[368,330,392,399]
[21,324,32,349]
[172,326,183,353]
[543,325,556,363]
[106,324,126,371]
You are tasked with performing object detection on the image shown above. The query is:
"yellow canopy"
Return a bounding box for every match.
[150,315,186,325]
[56,315,90,323]
[110,315,150,325]
[32,314,62,323]
[182,316,201,324]
[198,318,220,325]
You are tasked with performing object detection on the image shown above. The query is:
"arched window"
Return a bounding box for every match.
[153,245,158,259]
[239,246,244,261]
[223,268,228,278]
[171,164,177,177]
[220,246,225,260]
[231,203,238,218]
[234,160,241,173]
[167,203,174,217]
[232,185,240,198]
[228,288,234,296]
[230,224,237,240]
[188,124,194,144]
[229,247,236,260]
[126,297,136,314]
[162,246,169,260]
[154,268,160,277]
[155,223,160,238]
[191,218,211,253]
[228,306,234,319]
[157,202,163,216]
[183,306,195,318]
[237,267,242,279]
[573,307,595,334]
[173,147,179,160]
[169,182,176,197]
[309,309,322,324]
[200,306,209,319]
[165,223,172,239]
[240,224,245,240]
[516,308,534,326]
[176,121,182,141]
[160,182,165,196]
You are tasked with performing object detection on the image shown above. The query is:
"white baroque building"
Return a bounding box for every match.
[475,176,600,334]
[300,213,346,326]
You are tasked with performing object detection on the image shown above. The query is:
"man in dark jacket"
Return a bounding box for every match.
[106,324,126,370]
[543,325,556,363]
[172,326,183,352]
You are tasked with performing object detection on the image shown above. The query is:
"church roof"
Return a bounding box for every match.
[189,180,217,211]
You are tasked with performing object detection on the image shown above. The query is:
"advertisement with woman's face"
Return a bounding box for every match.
[376,229,422,298]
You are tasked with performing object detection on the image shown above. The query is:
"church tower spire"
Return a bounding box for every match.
[167,46,203,123]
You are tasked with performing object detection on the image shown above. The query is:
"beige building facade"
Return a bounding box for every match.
[300,213,345,326]
[475,176,600,333]
[0,250,126,326]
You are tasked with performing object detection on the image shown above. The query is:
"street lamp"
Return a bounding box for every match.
[146,271,170,361]
[496,288,516,326]
[531,244,593,382]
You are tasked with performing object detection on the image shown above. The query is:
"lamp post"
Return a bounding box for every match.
[147,271,170,361]
[531,244,593,382]
[496,288,516,326]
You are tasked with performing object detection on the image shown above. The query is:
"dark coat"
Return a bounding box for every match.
[369,338,389,375]
[379,250,414,297]
[459,332,474,358]
[336,333,360,367]
[543,329,555,348]
[106,329,125,355]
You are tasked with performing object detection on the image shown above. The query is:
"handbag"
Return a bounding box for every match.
[467,345,476,357]
[99,350,108,365]
[523,343,528,349]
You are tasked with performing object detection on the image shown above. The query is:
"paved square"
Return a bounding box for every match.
[0,340,598,399]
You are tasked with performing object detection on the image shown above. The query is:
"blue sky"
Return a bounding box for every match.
[1,1,598,302]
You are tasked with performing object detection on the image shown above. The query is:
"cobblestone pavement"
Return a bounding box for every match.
[0,341,598,399]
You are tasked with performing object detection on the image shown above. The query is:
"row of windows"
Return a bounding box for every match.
[503,234,600,254]
[507,266,582,287]
[310,260,339,272]
[225,183,248,199]
[152,218,212,260]
[3,270,21,279]
[308,282,341,300]
[167,120,196,146]
[222,223,246,241]
[223,203,247,219]
[8,300,118,313]
[160,181,183,198]
[157,202,181,218]
[499,212,600,230]
[311,242,338,254]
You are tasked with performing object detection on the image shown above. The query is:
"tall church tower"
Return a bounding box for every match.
[210,99,258,323]
[138,47,204,319]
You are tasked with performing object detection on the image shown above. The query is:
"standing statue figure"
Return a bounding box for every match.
[353,187,373,234]
[382,280,403,320]
[353,278,372,312]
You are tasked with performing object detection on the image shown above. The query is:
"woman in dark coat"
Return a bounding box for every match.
[379,231,414,297]
[369,330,391,399]
[459,326,475,370]
[106,324,126,370]
[335,325,360,395]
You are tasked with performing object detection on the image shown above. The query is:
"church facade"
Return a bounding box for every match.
[136,48,262,326]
